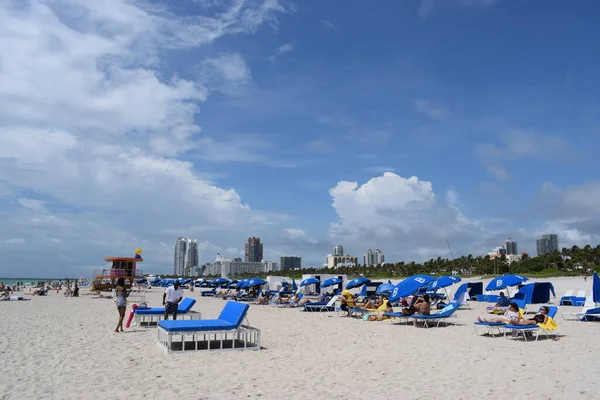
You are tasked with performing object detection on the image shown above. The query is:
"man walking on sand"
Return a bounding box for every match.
[163,281,184,320]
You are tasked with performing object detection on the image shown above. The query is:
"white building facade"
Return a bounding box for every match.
[364,249,384,266]
[203,254,278,278]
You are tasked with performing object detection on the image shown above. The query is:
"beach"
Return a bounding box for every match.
[0,276,598,400]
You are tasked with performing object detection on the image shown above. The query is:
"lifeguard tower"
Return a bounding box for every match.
[93,248,144,292]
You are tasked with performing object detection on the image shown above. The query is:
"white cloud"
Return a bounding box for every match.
[321,20,338,32]
[418,0,499,19]
[200,52,252,95]
[4,238,25,245]
[268,43,294,61]
[0,0,294,276]
[414,99,452,120]
[475,129,568,181]
[328,172,487,260]
[285,228,317,244]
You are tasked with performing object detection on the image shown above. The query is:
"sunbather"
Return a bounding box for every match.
[366,301,393,321]
[512,306,550,326]
[255,293,271,305]
[413,294,431,315]
[478,302,521,323]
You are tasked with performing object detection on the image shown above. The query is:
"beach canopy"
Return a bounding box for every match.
[376,283,395,294]
[300,277,320,287]
[346,277,370,290]
[235,279,249,289]
[430,275,461,290]
[209,278,230,286]
[593,272,600,304]
[389,275,436,302]
[485,274,528,291]
[242,278,267,288]
[322,277,343,288]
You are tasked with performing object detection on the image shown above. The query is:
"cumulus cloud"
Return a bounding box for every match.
[0,0,293,276]
[328,172,488,261]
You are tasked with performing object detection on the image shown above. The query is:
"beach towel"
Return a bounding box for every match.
[538,316,559,331]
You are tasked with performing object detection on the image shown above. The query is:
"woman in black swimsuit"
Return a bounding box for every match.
[514,306,550,326]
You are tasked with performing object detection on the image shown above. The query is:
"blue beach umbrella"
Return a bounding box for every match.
[376,283,395,295]
[430,276,462,290]
[292,279,298,291]
[242,278,267,288]
[210,277,230,287]
[346,277,370,290]
[300,277,320,287]
[593,272,600,304]
[135,278,147,284]
[322,277,343,288]
[235,279,249,289]
[485,274,528,292]
[389,275,436,303]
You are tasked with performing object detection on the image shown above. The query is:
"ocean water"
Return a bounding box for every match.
[0,278,59,286]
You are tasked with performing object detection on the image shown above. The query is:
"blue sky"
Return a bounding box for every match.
[1,0,599,278]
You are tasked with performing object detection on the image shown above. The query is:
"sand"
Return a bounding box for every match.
[0,276,598,400]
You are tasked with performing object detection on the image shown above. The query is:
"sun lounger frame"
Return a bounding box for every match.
[135,310,202,328]
[473,322,506,336]
[157,323,260,353]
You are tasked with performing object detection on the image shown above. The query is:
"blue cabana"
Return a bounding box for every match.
[514,282,556,304]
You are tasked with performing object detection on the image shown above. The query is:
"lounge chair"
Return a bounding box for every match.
[559,290,575,305]
[474,308,525,336]
[502,305,559,342]
[157,301,260,353]
[134,298,201,327]
[561,296,600,321]
[412,302,460,328]
[346,301,389,317]
[303,296,339,312]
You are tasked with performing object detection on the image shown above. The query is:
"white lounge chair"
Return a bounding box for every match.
[562,296,600,321]
[303,295,339,312]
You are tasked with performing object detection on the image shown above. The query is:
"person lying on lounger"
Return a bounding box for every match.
[477,302,521,323]
[255,293,271,305]
[273,294,299,304]
[511,306,550,326]
[366,301,394,321]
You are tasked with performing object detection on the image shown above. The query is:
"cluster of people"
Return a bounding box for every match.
[478,303,551,326]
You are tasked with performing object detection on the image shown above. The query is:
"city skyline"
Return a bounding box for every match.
[2,1,600,277]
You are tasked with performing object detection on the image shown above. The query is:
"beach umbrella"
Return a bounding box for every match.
[300,277,320,287]
[430,275,462,300]
[389,275,436,303]
[430,276,462,290]
[135,278,147,284]
[242,278,267,288]
[235,279,249,289]
[376,283,395,295]
[593,272,600,304]
[485,274,528,291]
[209,277,230,287]
[322,277,343,288]
[346,277,370,290]
[292,279,298,291]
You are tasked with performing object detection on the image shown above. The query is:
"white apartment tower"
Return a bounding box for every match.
[333,245,344,256]
[174,237,199,276]
[364,249,384,266]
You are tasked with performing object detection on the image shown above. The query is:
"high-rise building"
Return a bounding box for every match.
[364,249,385,266]
[537,234,559,256]
[333,245,344,256]
[280,256,302,270]
[173,237,199,276]
[244,237,263,262]
[504,238,518,255]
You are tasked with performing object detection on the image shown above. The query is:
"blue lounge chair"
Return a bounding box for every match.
[502,305,559,342]
[473,321,507,336]
[134,298,200,327]
[412,302,460,328]
[303,296,338,312]
[157,301,260,353]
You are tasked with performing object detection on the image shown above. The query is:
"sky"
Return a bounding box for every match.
[1,0,599,278]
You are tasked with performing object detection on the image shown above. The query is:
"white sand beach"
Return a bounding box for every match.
[1,276,598,400]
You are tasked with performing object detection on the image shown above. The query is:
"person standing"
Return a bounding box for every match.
[163,281,184,320]
[115,278,130,332]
